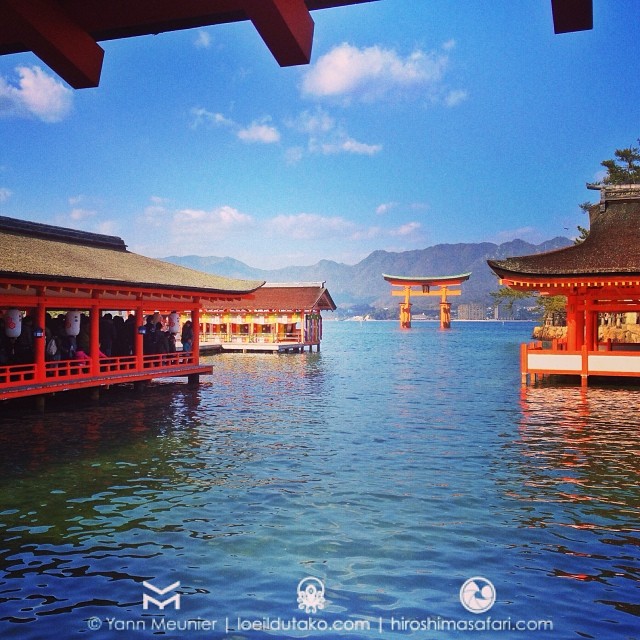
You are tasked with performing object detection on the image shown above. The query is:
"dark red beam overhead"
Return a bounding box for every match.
[0,1,595,90]
[0,0,375,89]
[2,0,104,89]
[551,0,593,33]
[245,0,314,67]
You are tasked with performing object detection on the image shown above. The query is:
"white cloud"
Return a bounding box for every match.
[194,30,212,49]
[53,203,119,240]
[0,187,12,203]
[191,109,280,144]
[289,109,336,134]
[287,107,381,157]
[390,221,422,236]
[376,202,398,215]
[318,137,382,156]
[175,206,253,231]
[138,196,255,256]
[0,66,72,122]
[237,120,280,144]
[269,213,355,240]
[445,89,468,107]
[68,208,97,222]
[302,43,450,102]
[285,146,305,164]
[190,107,234,129]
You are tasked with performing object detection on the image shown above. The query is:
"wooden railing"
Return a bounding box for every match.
[0,362,37,386]
[1,351,198,388]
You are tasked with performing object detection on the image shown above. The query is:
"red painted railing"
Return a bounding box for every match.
[1,351,198,389]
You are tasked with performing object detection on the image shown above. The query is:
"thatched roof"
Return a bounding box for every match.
[0,216,264,294]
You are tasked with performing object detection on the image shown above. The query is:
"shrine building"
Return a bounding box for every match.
[198,282,336,353]
[0,216,263,404]
[488,183,640,386]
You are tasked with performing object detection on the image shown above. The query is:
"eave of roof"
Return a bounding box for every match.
[488,187,640,281]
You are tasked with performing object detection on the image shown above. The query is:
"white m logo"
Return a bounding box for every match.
[142,580,181,610]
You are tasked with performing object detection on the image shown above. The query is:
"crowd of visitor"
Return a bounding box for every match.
[0,311,195,366]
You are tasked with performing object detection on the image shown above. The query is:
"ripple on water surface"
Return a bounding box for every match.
[0,322,638,639]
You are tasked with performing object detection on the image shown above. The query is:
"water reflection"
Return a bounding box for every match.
[1,325,639,639]
[508,385,640,620]
[0,385,216,625]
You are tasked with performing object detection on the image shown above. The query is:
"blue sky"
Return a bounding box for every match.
[1,1,639,269]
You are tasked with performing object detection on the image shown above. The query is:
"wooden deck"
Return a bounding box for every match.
[0,353,211,401]
[201,339,318,354]
[199,331,321,354]
[521,341,640,385]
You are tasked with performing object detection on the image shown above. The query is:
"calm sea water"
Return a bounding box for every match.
[0,321,639,639]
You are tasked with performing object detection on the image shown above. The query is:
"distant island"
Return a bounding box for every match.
[164,237,571,320]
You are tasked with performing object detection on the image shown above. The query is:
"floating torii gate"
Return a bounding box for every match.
[383,273,471,329]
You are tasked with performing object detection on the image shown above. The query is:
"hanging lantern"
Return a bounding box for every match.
[65,310,81,336]
[4,309,22,338]
[168,312,180,334]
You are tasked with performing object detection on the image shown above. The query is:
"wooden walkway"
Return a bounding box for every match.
[0,353,210,402]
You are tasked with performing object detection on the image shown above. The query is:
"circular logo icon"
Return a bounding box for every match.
[297,577,326,614]
[459,577,496,614]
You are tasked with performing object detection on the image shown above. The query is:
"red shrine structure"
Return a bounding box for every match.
[383,273,471,329]
[198,282,336,353]
[489,183,640,386]
[0,216,264,404]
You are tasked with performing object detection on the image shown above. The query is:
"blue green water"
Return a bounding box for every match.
[0,321,639,639]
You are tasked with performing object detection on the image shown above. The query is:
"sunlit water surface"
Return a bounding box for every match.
[0,322,638,639]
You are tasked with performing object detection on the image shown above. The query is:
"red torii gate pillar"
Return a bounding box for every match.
[383,273,472,329]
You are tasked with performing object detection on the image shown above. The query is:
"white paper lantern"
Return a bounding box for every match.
[168,312,180,334]
[4,309,22,338]
[65,310,81,336]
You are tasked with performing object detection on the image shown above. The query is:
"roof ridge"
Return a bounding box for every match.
[0,215,127,251]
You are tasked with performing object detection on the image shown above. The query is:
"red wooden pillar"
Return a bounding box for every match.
[135,304,145,370]
[192,303,201,359]
[584,298,595,352]
[90,304,100,375]
[575,301,585,350]
[440,302,451,329]
[566,295,578,351]
[34,298,46,383]
[520,342,529,385]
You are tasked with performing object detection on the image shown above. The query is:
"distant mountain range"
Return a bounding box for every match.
[163,237,571,310]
